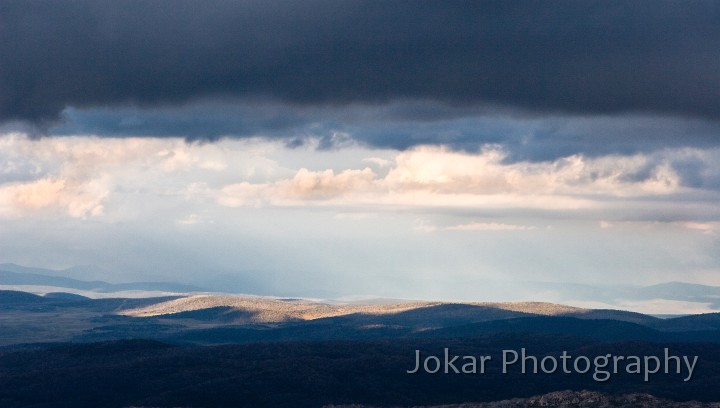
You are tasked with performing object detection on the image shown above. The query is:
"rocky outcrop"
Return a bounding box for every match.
[326,390,720,408]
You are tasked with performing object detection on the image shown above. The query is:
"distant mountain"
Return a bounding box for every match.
[2,287,720,346]
[0,290,177,312]
[655,312,720,332]
[43,292,92,301]
[525,280,720,313]
[0,290,48,305]
[0,263,115,281]
[0,263,70,276]
[4,263,720,314]
[0,268,205,294]
[637,282,720,308]
[1,262,719,347]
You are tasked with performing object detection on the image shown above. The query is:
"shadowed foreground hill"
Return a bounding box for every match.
[1,338,720,408]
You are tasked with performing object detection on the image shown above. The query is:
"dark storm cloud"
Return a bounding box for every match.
[49,103,720,162]
[2,0,720,123]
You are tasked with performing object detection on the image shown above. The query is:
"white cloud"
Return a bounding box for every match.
[0,175,109,218]
[383,146,682,197]
[445,222,536,231]
[333,212,378,220]
[1,135,717,224]
[676,222,719,235]
[411,220,536,233]
[215,145,706,214]
[285,168,376,200]
[5,178,66,209]
[176,213,214,226]
[0,134,290,218]
[219,167,377,207]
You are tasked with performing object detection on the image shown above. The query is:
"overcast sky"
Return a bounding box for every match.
[1,1,719,307]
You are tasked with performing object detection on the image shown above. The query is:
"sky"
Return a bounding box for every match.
[1,1,719,306]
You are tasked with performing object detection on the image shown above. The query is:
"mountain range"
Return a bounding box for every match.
[3,263,720,315]
[1,286,720,347]
[0,263,204,294]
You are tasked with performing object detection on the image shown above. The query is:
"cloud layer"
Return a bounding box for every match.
[2,134,719,222]
[1,135,718,299]
[2,1,719,125]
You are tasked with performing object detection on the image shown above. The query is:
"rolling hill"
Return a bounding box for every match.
[1,288,719,346]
